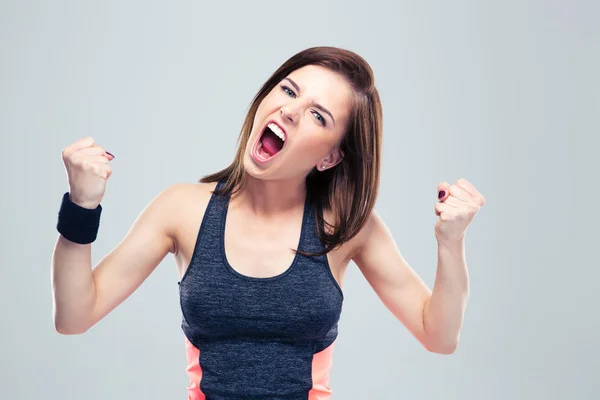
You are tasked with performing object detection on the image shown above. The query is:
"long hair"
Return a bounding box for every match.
[200,46,382,256]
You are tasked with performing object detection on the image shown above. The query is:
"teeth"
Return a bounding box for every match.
[268,123,285,141]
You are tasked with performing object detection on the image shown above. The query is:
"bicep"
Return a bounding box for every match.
[352,211,432,345]
[89,184,180,325]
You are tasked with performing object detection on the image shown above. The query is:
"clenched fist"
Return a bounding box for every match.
[61,137,115,210]
[434,178,485,243]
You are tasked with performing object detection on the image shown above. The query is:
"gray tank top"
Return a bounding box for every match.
[179,180,344,399]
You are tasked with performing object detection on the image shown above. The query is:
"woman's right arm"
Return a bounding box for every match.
[51,183,182,335]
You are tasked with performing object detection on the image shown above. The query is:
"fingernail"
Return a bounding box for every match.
[438,190,445,199]
[106,151,114,158]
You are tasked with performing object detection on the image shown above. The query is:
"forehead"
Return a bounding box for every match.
[286,65,353,116]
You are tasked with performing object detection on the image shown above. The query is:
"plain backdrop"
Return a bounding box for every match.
[0,0,596,399]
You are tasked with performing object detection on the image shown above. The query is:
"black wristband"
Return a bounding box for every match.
[56,192,102,244]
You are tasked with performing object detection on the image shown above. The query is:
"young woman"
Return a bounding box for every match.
[53,46,485,399]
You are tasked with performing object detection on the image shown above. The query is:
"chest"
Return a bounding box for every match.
[176,196,345,342]
[223,205,305,278]
[173,197,350,291]
[180,251,343,342]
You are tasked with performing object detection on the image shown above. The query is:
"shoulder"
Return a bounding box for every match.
[348,209,385,260]
[322,206,384,262]
[151,181,218,253]
[164,181,218,201]
[163,180,219,216]
[153,181,217,215]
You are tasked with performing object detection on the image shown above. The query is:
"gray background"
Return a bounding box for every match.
[0,0,596,399]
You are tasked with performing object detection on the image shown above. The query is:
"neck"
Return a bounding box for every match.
[234,175,306,217]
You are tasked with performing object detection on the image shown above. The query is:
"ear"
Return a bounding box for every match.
[319,148,344,171]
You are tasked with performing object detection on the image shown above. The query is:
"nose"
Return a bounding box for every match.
[280,105,299,124]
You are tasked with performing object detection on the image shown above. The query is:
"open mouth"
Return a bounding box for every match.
[254,122,286,161]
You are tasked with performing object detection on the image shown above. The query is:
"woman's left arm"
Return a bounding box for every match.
[352,178,485,355]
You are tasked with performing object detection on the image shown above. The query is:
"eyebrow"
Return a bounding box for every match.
[284,77,336,126]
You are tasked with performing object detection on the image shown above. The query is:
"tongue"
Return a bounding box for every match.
[261,131,282,156]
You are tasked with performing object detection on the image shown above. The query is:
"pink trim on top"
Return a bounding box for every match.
[184,336,205,400]
[309,342,335,399]
[184,337,336,399]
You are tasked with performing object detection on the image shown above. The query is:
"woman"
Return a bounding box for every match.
[53,46,485,399]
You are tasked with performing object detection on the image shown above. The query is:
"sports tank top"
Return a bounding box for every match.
[179,180,345,400]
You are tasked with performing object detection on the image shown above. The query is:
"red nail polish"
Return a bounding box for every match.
[438,190,445,199]
[106,151,114,158]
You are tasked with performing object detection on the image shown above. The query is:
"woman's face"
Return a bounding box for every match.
[243,65,352,182]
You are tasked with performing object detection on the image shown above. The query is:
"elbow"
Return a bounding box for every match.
[54,316,91,335]
[423,336,459,355]
[55,323,89,335]
[426,341,458,355]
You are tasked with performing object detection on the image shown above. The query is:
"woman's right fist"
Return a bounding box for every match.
[61,137,115,209]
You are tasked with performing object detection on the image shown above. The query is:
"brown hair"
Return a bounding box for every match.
[200,46,382,256]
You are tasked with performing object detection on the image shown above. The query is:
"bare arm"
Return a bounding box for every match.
[353,179,483,354]
[51,184,181,334]
[422,238,468,353]
[352,212,435,351]
[352,211,471,354]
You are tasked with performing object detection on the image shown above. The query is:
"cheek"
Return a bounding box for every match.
[295,130,336,156]
[251,103,270,133]
[252,96,277,126]
[258,91,280,111]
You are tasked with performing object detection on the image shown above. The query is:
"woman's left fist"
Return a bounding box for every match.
[434,178,485,242]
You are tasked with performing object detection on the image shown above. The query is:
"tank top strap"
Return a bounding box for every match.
[202,180,326,258]
[195,180,229,249]
[297,198,327,258]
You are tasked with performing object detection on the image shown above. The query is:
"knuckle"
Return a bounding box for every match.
[80,158,92,169]
[93,164,105,177]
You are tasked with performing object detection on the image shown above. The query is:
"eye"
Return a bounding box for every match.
[281,85,296,98]
[312,111,326,126]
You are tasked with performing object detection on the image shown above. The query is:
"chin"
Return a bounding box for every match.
[242,150,268,179]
